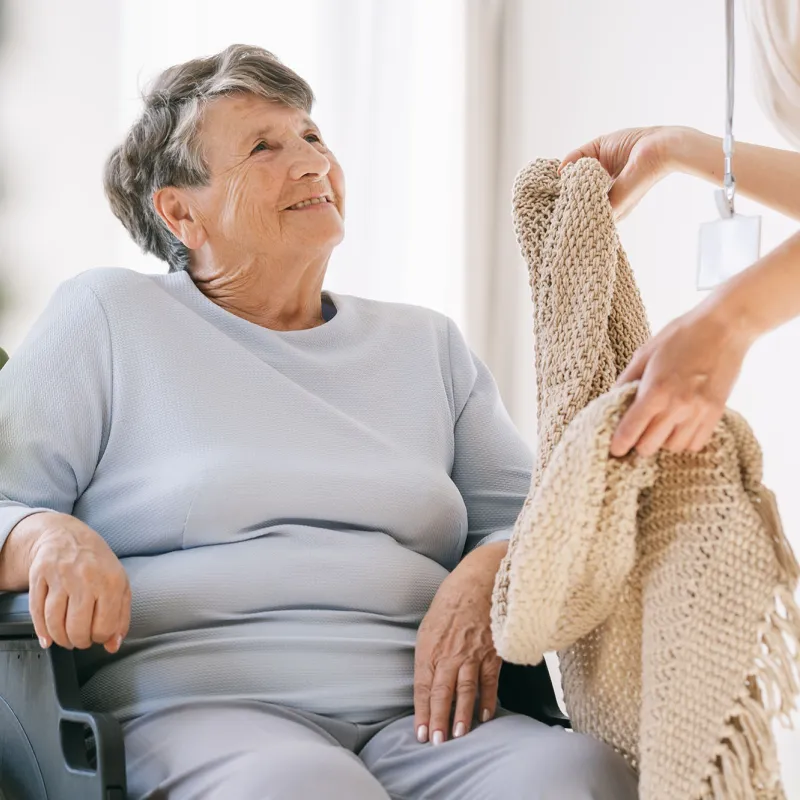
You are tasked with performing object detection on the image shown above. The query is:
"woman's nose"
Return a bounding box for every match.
[288,139,330,182]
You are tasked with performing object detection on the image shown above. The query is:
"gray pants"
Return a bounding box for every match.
[123,700,637,799]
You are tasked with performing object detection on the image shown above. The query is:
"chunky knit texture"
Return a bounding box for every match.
[491,158,800,800]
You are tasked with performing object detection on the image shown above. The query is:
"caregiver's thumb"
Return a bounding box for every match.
[560,126,678,220]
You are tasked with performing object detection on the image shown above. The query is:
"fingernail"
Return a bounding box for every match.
[114,634,124,650]
[453,721,466,738]
[416,725,428,743]
[432,730,444,746]
[481,708,492,723]
[38,636,48,649]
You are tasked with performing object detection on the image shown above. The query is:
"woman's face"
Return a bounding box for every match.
[184,94,345,264]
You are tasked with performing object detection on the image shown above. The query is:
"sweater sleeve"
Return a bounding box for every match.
[0,280,112,551]
[446,317,533,557]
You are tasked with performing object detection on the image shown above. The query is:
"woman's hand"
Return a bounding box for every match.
[18,512,131,653]
[611,300,755,457]
[560,126,686,220]
[414,541,506,746]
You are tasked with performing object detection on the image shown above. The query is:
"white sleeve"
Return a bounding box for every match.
[446,317,534,556]
[0,280,112,549]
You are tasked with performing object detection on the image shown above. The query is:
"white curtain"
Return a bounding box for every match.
[463,0,537,443]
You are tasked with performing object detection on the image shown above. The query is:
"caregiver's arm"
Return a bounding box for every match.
[561,125,800,221]
[0,279,130,652]
[561,126,800,455]
[613,230,800,456]
[670,128,800,221]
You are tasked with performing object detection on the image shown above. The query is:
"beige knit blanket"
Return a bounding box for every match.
[491,158,800,800]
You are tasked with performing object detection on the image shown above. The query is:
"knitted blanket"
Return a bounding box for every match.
[491,158,800,800]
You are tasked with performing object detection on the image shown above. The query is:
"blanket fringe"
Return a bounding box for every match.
[756,487,800,585]
[700,584,800,800]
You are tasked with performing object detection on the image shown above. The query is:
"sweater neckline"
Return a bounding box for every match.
[165,270,349,345]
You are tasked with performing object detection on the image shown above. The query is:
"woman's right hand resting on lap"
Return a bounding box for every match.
[7,512,131,653]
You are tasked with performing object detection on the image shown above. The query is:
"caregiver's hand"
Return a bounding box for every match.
[414,541,506,746]
[560,125,683,220]
[16,511,131,653]
[611,299,755,457]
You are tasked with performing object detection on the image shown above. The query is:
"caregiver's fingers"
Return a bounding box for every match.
[608,161,660,221]
[616,346,651,387]
[662,416,704,454]
[688,415,722,453]
[559,140,601,172]
[634,412,683,458]
[611,389,668,457]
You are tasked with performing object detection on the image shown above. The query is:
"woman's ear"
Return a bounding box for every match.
[153,187,208,250]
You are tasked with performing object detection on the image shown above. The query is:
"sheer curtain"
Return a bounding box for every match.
[0,0,469,358]
[463,0,536,441]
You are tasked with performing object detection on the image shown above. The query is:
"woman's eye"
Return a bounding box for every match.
[251,141,270,155]
[305,134,322,144]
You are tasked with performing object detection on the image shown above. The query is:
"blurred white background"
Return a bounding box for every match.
[0,0,468,345]
[0,0,798,791]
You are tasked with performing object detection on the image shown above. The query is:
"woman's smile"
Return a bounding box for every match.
[284,200,336,212]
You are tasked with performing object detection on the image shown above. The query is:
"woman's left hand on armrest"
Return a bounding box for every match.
[413,541,507,746]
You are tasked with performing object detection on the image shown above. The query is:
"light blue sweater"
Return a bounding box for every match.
[0,268,533,724]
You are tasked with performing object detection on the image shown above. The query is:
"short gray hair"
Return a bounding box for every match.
[104,44,315,272]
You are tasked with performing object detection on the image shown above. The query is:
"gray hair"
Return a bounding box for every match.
[104,44,315,272]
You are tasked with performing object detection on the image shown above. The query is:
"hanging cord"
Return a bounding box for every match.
[718,0,737,218]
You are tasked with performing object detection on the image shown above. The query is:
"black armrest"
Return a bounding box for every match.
[0,591,127,798]
[0,589,565,796]
[498,660,571,728]
[0,591,36,637]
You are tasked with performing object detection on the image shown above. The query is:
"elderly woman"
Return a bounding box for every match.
[0,45,635,800]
